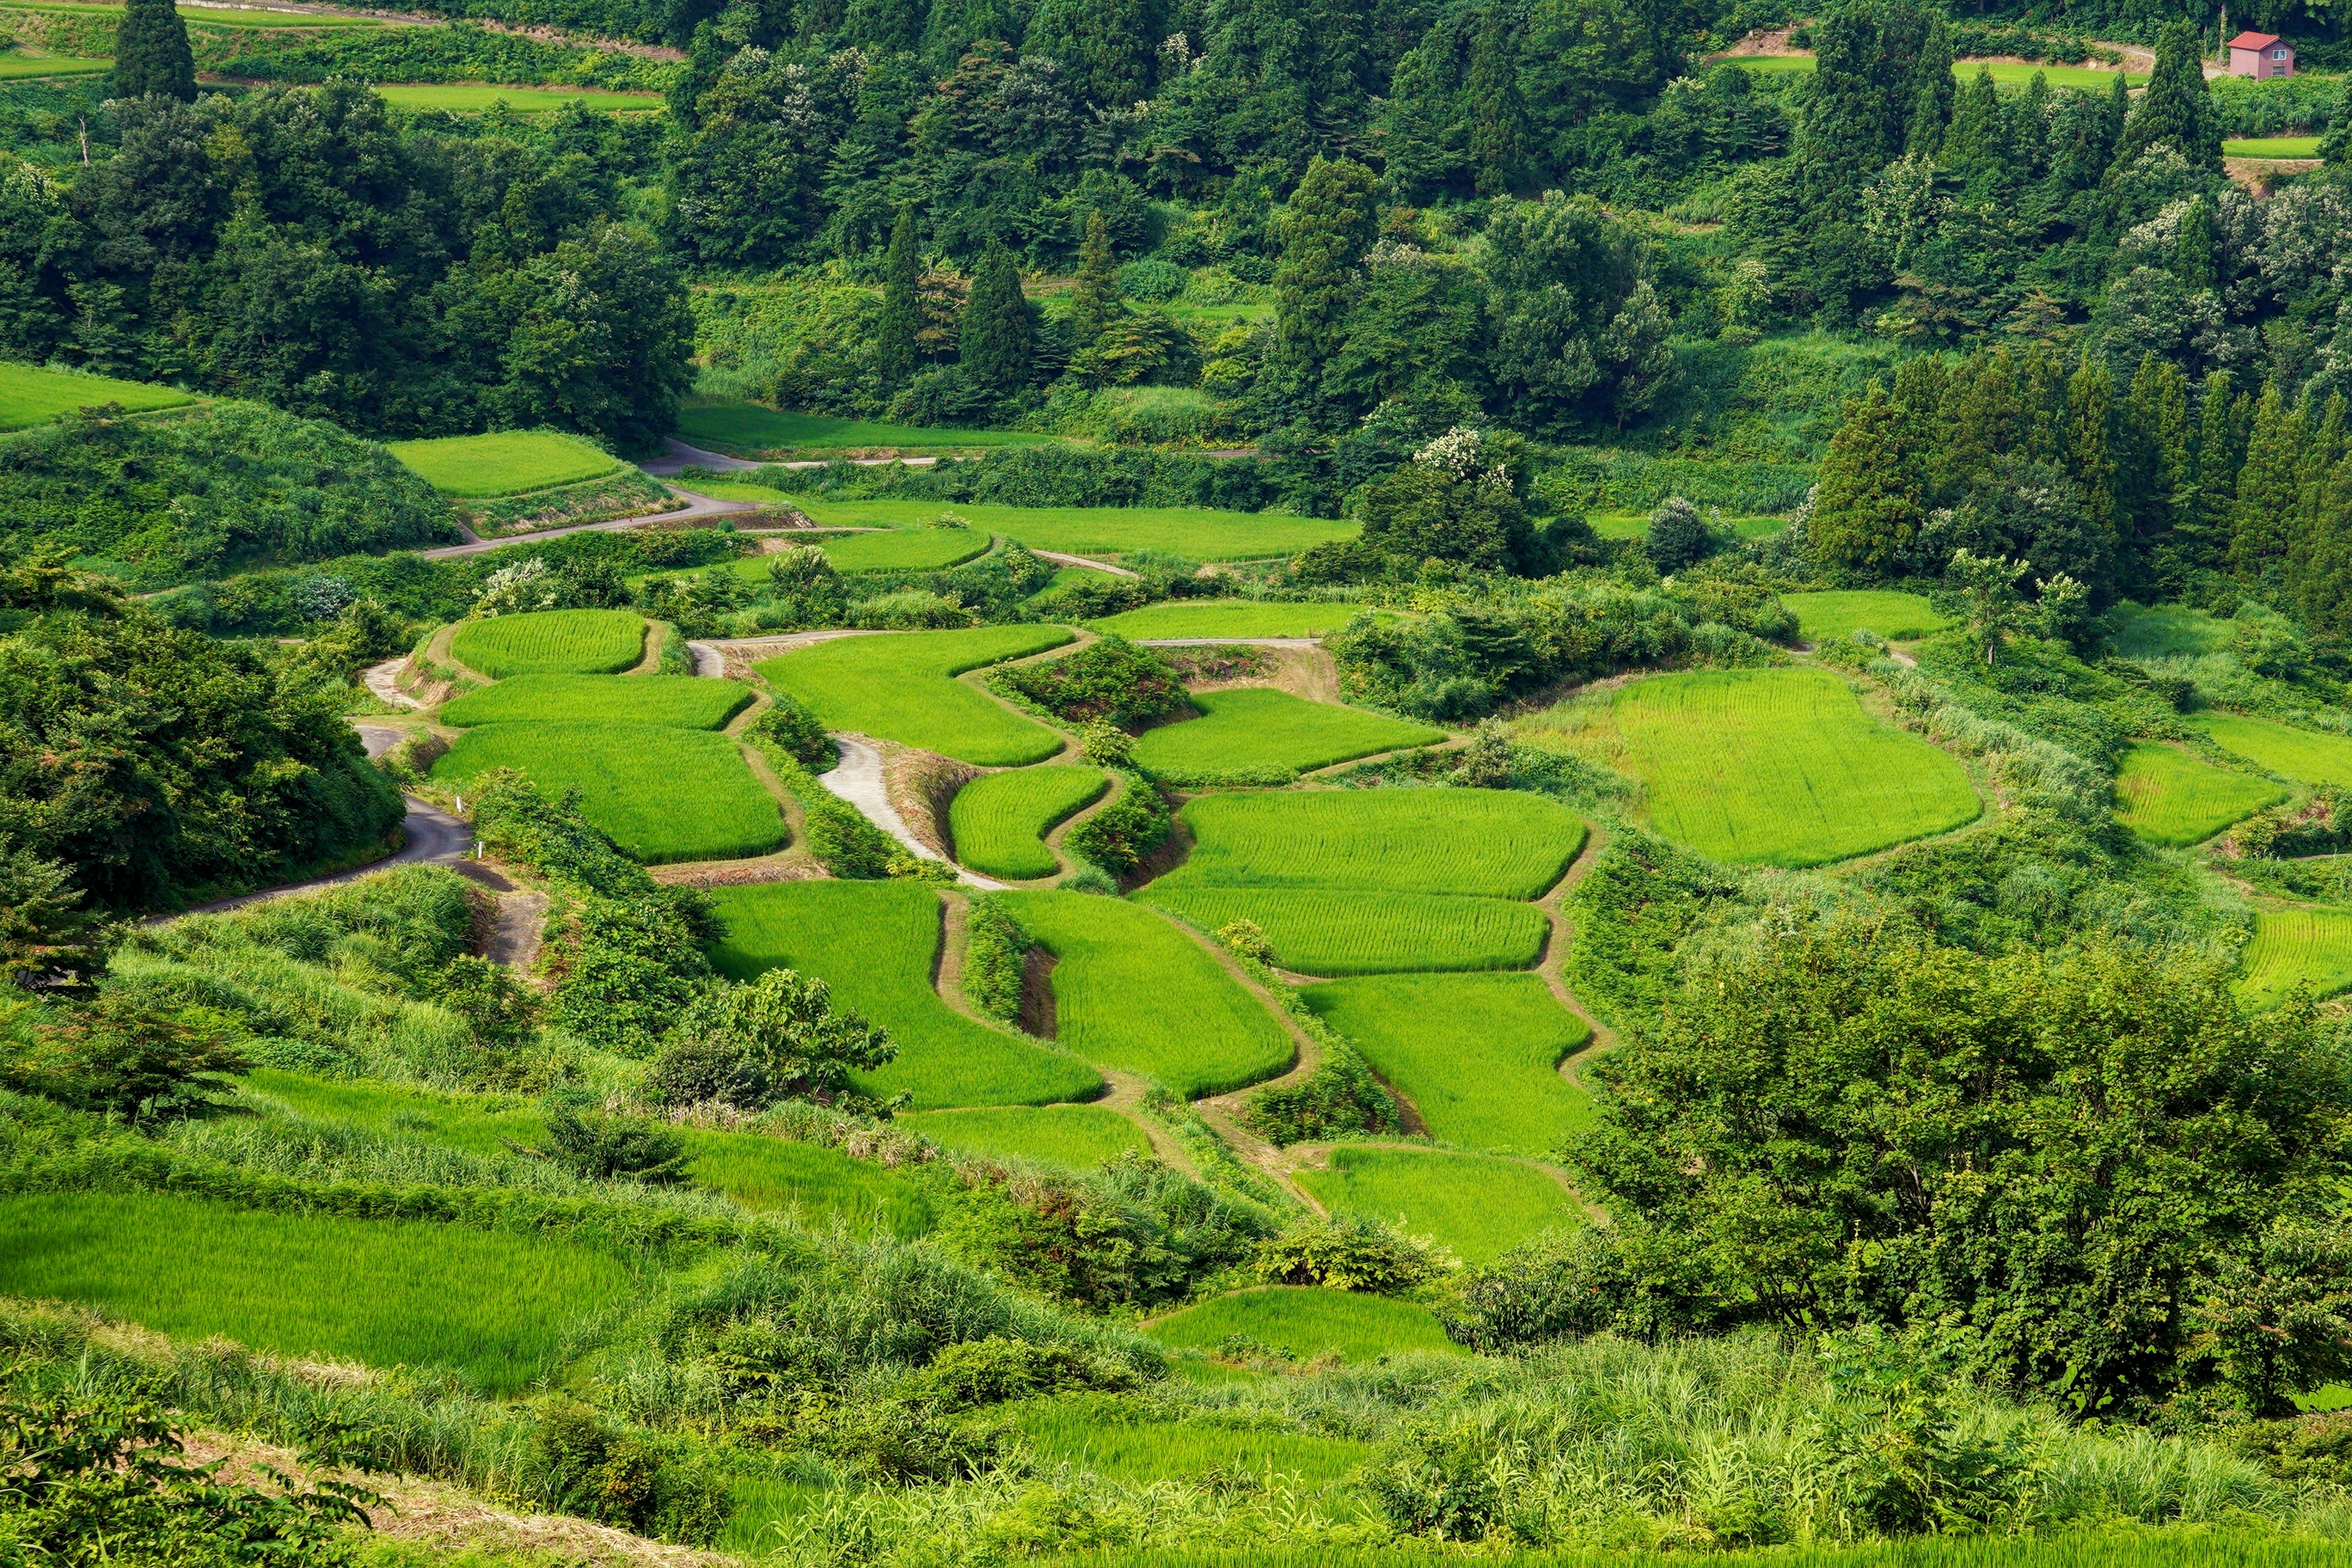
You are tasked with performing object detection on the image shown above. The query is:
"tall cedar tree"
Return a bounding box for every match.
[113,0,196,101]
[2117,20,2220,172]
[959,243,1035,397]
[1902,13,1954,154]
[1811,383,1924,571]
[2231,384,2302,584]
[1067,211,1119,355]
[876,207,921,391]
[1467,7,1529,197]
[1268,156,1379,415]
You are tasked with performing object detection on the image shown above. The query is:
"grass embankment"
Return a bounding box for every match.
[2226,137,2322,158]
[756,625,1074,766]
[0,360,193,428]
[1144,1286,1462,1362]
[1782,589,1949,643]
[1132,688,1445,784]
[388,429,624,496]
[2191,711,2352,788]
[448,608,648,677]
[432,723,785,863]
[949,765,1109,880]
[1011,1393,1377,1485]
[1085,601,1374,639]
[438,673,750,729]
[707,880,1102,1108]
[2113,742,2283,846]
[900,1105,1152,1169]
[1294,1146,1580,1264]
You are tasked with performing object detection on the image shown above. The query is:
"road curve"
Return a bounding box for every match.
[420,484,764,559]
[818,735,1004,890]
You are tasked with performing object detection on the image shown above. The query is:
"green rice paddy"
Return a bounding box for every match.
[1142,888,1547,975]
[437,673,750,729]
[949,765,1109,880]
[996,891,1294,1097]
[1131,688,1446,784]
[677,402,1053,456]
[2226,137,2321,159]
[375,83,663,114]
[1298,973,1592,1153]
[2238,904,2352,1009]
[432,723,784,863]
[387,429,624,497]
[1011,1394,1376,1486]
[1084,601,1373,639]
[1294,1146,1580,1264]
[0,360,192,428]
[449,609,647,677]
[0,55,108,77]
[1156,788,1586,900]
[2113,743,2283,846]
[1722,53,2147,88]
[1144,1287,1462,1362]
[756,626,1074,766]
[813,529,991,571]
[2190,712,2352,789]
[1607,668,1980,867]
[0,1191,627,1394]
[1782,589,1950,643]
[792,497,1359,564]
[900,1105,1152,1169]
[707,880,1101,1108]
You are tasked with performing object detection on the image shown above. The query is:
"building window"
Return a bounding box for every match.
[2274,48,2286,58]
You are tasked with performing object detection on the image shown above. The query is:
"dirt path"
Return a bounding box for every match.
[171,793,498,918]
[360,658,425,710]
[819,736,1005,888]
[686,640,724,676]
[484,892,549,973]
[1539,822,1620,1095]
[1033,549,1137,578]
[643,436,945,475]
[418,484,763,560]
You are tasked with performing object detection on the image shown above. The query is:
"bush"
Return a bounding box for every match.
[853,589,977,630]
[519,1093,690,1183]
[531,1401,729,1545]
[1645,496,1714,571]
[2,996,247,1124]
[961,897,1027,1025]
[1241,1042,1401,1145]
[990,636,1189,729]
[1254,1216,1446,1292]
[750,695,837,771]
[1061,772,1170,879]
[655,969,895,1110]
[902,1336,1140,1410]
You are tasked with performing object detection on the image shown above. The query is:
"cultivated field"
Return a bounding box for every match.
[1156,788,1586,899]
[793,497,1359,563]
[1294,1146,1580,1265]
[1604,667,1980,866]
[438,673,750,729]
[679,401,1053,456]
[1085,601,1373,639]
[949,765,1109,880]
[707,880,1101,1108]
[0,360,192,428]
[1725,53,2147,88]
[387,429,624,496]
[756,626,1074,766]
[1144,1287,1461,1362]
[1298,973,1592,1153]
[2191,712,2352,790]
[0,1191,625,1395]
[2226,137,2321,159]
[1142,888,1547,975]
[449,608,647,677]
[0,55,107,77]
[1131,688,1446,784]
[374,83,663,113]
[1011,1393,1376,1485]
[1782,589,1949,643]
[813,528,993,571]
[2239,905,2352,1009]
[432,722,785,862]
[997,891,1294,1097]
[900,1106,1153,1169]
[2113,743,2283,846]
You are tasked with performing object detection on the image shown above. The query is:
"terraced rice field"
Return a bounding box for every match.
[438,673,750,729]
[2191,712,2352,789]
[2113,743,2283,846]
[1142,888,1547,975]
[1131,688,1446,784]
[996,891,1294,1097]
[432,723,783,863]
[0,360,192,428]
[900,1106,1152,1169]
[1144,1287,1462,1362]
[387,430,623,496]
[1782,589,1949,643]
[1294,1147,1579,1264]
[756,626,1074,766]
[677,402,1052,456]
[2226,137,2321,159]
[374,83,664,113]
[0,1191,627,1394]
[812,529,992,571]
[450,609,647,677]
[1608,668,1980,866]
[1085,601,1373,639]
[1298,974,1591,1153]
[0,55,108,78]
[792,497,1359,563]
[949,765,1109,880]
[2239,905,2352,1009]
[707,881,1101,1108]
[1011,1394,1376,1485]
[1156,788,1586,899]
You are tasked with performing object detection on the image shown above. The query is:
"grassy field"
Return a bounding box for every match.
[949,765,1109,880]
[997,891,1294,1097]
[2113,743,2284,846]
[693,529,991,584]
[677,402,1053,456]
[1144,1287,1461,1362]
[1602,668,1980,867]
[1299,974,1591,1154]
[1131,688,1446,784]
[1294,1146,1580,1265]
[1142,888,1547,975]
[2111,603,2236,658]
[374,83,663,113]
[432,723,785,863]
[0,55,108,77]
[1783,589,1949,643]
[0,360,192,428]
[387,430,623,496]
[1156,788,1586,899]
[1723,53,2146,88]
[2191,712,2352,789]
[0,1191,626,1394]
[2226,137,2321,158]
[900,1105,1152,1169]
[450,608,646,677]
[793,496,1359,564]
[1085,601,1374,639]
[1011,1393,1376,1487]
[2239,905,2352,1009]
[756,626,1073,766]
[707,881,1101,1108]
[438,673,750,729]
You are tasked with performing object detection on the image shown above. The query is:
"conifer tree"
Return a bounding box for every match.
[876,206,922,393]
[2231,383,2304,583]
[1904,13,1955,155]
[2013,70,2052,180]
[2067,356,2120,551]
[2175,197,2218,292]
[2179,371,2248,573]
[2122,353,2190,579]
[113,0,196,102]
[2289,392,2347,603]
[1942,69,2008,187]
[2118,20,2221,171]
[1067,211,1119,356]
[1467,9,1529,197]
[1811,383,1926,572]
[1268,155,1378,415]
[959,242,1035,398]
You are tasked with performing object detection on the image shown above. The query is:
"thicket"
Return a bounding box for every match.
[960,897,1027,1024]
[1061,771,1172,881]
[989,636,1189,730]
[206,20,677,91]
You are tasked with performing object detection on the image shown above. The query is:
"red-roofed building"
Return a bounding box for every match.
[2228,31,2294,78]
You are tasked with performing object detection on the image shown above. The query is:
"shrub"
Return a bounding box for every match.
[654,969,895,1110]
[530,1401,729,1545]
[853,589,978,629]
[1,997,247,1124]
[1254,1216,1446,1293]
[1645,496,1713,571]
[1077,718,1134,767]
[1062,772,1170,879]
[750,695,837,771]
[517,1093,690,1183]
[961,897,1028,1025]
[902,1336,1140,1410]
[1241,1042,1401,1145]
[990,636,1189,730]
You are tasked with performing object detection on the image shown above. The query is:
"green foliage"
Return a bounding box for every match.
[903,1335,1140,1409]
[530,1401,729,1544]
[1253,1217,1444,1294]
[1239,1039,1398,1145]
[1061,769,1170,879]
[111,0,195,102]
[991,636,1188,730]
[654,968,895,1112]
[960,244,1036,401]
[519,1093,690,1184]
[960,896,1028,1025]
[748,693,836,771]
[1,995,246,1125]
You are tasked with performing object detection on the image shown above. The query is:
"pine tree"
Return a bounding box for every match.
[876,206,921,393]
[959,242,1035,398]
[1942,68,2009,187]
[2067,356,2120,556]
[113,0,195,102]
[1904,13,1955,156]
[1811,384,1926,573]
[2122,353,2190,584]
[1066,210,1120,361]
[1268,155,1379,418]
[2013,70,2052,183]
[2119,20,2221,172]
[2231,383,2304,584]
[2288,391,2348,608]
[1466,7,1529,197]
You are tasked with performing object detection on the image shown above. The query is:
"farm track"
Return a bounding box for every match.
[1167,921,1332,1212]
[423,622,494,687]
[1541,821,1620,1096]
[1033,549,1137,578]
[484,892,549,975]
[820,735,1003,888]
[360,658,424,710]
[418,481,762,559]
[643,437,944,475]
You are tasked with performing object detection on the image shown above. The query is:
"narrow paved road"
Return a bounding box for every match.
[818,736,1004,889]
[420,485,763,559]
[173,796,489,918]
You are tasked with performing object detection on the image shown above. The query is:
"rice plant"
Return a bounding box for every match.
[2192,711,2352,789]
[1145,1287,1462,1363]
[949,766,1110,880]
[1142,888,1547,975]
[439,673,753,729]
[432,722,786,863]
[2113,742,2283,846]
[1132,688,1444,785]
[1156,788,1586,900]
[756,626,1075,766]
[450,608,649,677]
[1293,1146,1580,1264]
